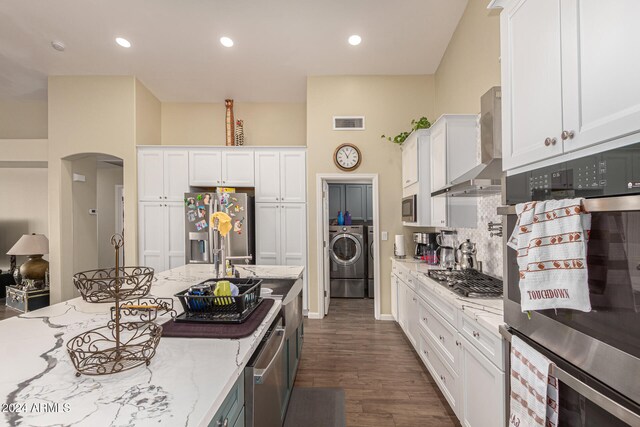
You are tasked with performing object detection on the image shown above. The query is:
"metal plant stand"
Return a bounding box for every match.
[67,235,175,376]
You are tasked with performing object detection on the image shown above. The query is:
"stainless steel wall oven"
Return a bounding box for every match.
[500,143,640,426]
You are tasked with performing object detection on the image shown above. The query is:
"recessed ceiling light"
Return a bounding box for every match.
[51,40,65,52]
[115,37,131,48]
[348,35,362,46]
[220,36,234,48]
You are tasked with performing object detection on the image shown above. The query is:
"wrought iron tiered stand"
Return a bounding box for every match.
[66,234,175,376]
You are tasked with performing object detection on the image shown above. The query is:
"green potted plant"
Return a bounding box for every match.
[381,117,431,144]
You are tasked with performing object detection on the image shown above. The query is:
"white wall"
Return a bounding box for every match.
[0,167,49,270]
[97,164,124,268]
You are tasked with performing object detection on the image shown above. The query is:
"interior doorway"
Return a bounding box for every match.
[315,174,381,320]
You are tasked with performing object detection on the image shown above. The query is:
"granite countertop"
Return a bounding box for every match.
[391,257,504,336]
[0,264,303,427]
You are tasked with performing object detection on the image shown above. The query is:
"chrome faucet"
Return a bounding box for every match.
[212,217,227,279]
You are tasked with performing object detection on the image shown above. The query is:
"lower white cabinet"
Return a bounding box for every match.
[460,337,505,427]
[255,203,306,266]
[392,262,505,427]
[138,201,185,273]
[391,274,398,321]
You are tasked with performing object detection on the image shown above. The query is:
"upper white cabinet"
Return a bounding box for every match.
[138,149,189,201]
[189,149,255,187]
[498,0,640,171]
[255,202,306,266]
[430,123,447,193]
[221,151,254,187]
[189,150,222,186]
[401,136,419,188]
[255,150,306,203]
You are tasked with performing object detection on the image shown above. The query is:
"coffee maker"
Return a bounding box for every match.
[412,232,439,264]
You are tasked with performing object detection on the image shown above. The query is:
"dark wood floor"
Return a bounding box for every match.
[0,299,20,321]
[296,298,460,427]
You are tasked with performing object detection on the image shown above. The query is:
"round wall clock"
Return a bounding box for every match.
[333,143,362,171]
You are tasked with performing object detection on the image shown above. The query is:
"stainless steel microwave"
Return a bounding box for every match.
[402,195,417,222]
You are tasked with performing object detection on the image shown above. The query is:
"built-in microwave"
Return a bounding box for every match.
[402,194,417,223]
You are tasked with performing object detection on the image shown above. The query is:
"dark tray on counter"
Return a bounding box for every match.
[174,278,263,324]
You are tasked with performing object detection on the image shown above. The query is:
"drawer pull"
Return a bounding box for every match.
[439,335,444,342]
[456,340,461,347]
[440,374,446,383]
[422,317,428,323]
[423,349,429,357]
[216,418,229,427]
[473,331,480,338]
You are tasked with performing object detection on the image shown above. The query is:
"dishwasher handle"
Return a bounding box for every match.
[253,326,286,385]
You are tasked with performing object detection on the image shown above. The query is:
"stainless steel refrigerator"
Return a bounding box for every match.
[184,192,255,265]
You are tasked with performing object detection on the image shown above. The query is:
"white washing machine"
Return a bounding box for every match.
[329,225,366,298]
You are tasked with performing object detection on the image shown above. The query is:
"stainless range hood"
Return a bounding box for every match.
[432,86,503,197]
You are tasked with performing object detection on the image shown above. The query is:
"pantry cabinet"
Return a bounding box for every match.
[496,0,640,171]
[138,201,185,273]
[255,150,306,203]
[138,149,189,201]
[255,203,306,268]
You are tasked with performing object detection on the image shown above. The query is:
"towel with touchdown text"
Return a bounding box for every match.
[507,199,592,312]
[510,335,559,427]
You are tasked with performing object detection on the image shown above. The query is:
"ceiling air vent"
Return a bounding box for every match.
[333,116,365,131]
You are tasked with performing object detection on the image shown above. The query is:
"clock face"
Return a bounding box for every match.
[334,144,361,171]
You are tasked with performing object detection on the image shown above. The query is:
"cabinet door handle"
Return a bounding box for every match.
[439,335,444,341]
[561,130,575,140]
[440,374,446,383]
[422,317,428,323]
[423,349,429,357]
[472,331,480,338]
[164,196,167,199]
[551,137,557,146]
[216,418,229,427]
[456,340,461,347]
[544,137,551,147]
[159,196,162,199]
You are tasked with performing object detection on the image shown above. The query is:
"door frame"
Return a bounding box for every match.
[315,173,381,320]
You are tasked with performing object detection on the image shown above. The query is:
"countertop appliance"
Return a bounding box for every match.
[436,230,457,269]
[426,269,503,298]
[366,226,374,298]
[455,239,478,270]
[500,141,640,425]
[329,225,366,298]
[245,277,304,427]
[432,86,503,197]
[184,192,255,265]
[401,194,417,223]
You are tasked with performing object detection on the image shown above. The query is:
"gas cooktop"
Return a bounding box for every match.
[426,269,503,298]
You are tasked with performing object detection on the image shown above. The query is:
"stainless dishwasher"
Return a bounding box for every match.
[245,315,287,427]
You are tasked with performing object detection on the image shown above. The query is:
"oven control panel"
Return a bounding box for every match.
[506,142,640,203]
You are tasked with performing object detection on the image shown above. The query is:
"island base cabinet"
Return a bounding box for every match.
[460,337,505,427]
[209,371,245,427]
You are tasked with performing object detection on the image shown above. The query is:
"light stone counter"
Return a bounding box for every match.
[0,264,303,427]
[391,257,504,336]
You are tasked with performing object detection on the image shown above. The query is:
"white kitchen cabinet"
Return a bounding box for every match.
[430,123,447,193]
[562,0,640,153]
[138,201,185,273]
[254,151,281,202]
[460,336,505,427]
[254,150,306,203]
[279,151,306,202]
[222,151,254,187]
[138,149,189,201]
[189,149,255,187]
[391,274,398,321]
[255,203,281,265]
[397,280,408,333]
[496,0,640,171]
[255,202,306,266]
[189,150,222,187]
[401,135,419,188]
[406,286,420,349]
[431,196,447,228]
[501,0,564,170]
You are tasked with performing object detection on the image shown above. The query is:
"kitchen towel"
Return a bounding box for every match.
[507,199,592,312]
[211,211,232,236]
[510,335,559,427]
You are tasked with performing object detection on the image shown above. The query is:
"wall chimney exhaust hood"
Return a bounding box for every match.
[432,86,503,197]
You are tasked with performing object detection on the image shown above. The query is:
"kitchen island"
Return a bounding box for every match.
[0,264,303,427]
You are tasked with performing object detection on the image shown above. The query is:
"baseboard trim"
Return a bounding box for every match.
[378,314,395,321]
[306,312,323,319]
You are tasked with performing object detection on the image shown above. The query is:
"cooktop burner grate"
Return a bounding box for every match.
[427,269,503,298]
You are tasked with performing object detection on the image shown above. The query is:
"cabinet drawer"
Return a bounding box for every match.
[459,312,503,370]
[418,331,459,414]
[416,278,457,326]
[209,371,244,427]
[419,298,459,372]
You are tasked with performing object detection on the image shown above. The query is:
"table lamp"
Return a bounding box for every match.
[7,233,49,281]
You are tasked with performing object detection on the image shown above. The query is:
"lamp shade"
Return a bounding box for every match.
[7,233,49,255]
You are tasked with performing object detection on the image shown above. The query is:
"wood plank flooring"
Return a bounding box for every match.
[295,298,460,427]
[0,299,20,321]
